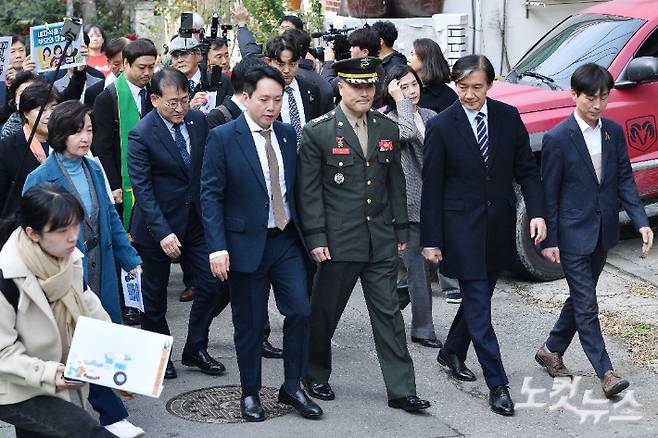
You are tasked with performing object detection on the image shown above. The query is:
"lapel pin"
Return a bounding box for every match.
[188,120,194,125]
[338,121,344,127]
[283,138,288,143]
[604,131,610,141]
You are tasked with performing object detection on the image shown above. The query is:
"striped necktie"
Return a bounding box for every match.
[285,86,303,146]
[475,111,489,165]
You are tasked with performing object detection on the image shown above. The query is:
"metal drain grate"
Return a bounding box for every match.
[166,385,293,423]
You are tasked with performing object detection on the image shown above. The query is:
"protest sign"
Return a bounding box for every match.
[29,22,85,72]
[0,36,11,82]
[65,317,173,398]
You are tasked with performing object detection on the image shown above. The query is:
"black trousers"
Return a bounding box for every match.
[545,239,612,377]
[0,396,116,438]
[137,210,224,353]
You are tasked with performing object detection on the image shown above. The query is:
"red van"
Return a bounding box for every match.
[489,0,658,280]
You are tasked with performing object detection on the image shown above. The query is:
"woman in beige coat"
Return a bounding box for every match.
[0,183,117,437]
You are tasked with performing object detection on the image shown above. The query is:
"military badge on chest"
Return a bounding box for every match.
[333,137,348,184]
[379,139,393,151]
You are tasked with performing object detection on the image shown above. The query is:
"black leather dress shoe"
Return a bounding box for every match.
[489,385,514,416]
[181,349,226,375]
[262,340,284,359]
[302,378,335,401]
[411,337,443,349]
[122,308,141,326]
[164,361,177,379]
[241,395,265,422]
[388,395,431,412]
[437,349,476,381]
[278,386,323,419]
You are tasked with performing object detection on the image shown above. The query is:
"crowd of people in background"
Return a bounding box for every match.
[0,5,653,438]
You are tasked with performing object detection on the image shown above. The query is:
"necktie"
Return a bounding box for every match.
[138,88,147,118]
[173,123,191,167]
[354,119,368,155]
[188,80,196,98]
[475,111,489,165]
[285,86,303,146]
[259,130,287,230]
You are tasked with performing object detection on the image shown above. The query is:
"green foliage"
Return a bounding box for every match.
[243,0,286,45]
[94,0,136,39]
[0,0,134,42]
[0,0,64,36]
[298,0,324,34]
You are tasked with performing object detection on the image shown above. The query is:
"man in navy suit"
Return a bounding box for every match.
[201,64,323,421]
[127,68,226,380]
[421,55,546,416]
[537,63,653,398]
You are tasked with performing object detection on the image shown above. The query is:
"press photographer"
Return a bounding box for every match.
[319,26,386,108]
[173,12,233,113]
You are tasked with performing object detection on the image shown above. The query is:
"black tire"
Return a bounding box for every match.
[510,195,564,281]
[113,371,127,386]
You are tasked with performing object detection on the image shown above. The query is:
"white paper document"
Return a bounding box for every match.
[121,269,144,312]
[65,316,173,397]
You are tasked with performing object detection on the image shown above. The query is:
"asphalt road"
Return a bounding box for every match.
[2,238,657,438]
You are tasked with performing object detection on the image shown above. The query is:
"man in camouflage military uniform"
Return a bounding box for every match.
[296,56,430,412]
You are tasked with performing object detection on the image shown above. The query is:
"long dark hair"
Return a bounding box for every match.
[382,65,423,109]
[412,38,451,85]
[0,183,84,248]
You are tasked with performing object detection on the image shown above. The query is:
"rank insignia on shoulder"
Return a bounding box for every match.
[379,140,393,151]
[334,173,345,184]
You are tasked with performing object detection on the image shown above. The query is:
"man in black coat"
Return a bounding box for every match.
[420,55,546,416]
[372,21,407,77]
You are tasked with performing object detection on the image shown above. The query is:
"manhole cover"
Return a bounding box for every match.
[166,385,293,423]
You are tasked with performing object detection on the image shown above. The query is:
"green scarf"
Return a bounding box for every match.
[115,73,141,231]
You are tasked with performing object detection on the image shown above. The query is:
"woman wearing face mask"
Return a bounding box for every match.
[0,83,59,220]
[384,64,443,349]
[0,183,117,438]
[23,101,144,438]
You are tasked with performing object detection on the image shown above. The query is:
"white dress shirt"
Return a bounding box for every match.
[574,110,603,182]
[209,114,291,261]
[104,72,117,88]
[413,110,425,139]
[230,95,247,112]
[189,68,202,90]
[126,79,146,115]
[281,78,307,126]
[159,113,191,154]
[462,101,488,140]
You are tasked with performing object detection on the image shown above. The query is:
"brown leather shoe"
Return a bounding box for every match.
[535,346,573,378]
[179,286,196,302]
[601,370,629,398]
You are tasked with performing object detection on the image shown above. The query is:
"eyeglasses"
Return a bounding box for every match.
[161,98,190,109]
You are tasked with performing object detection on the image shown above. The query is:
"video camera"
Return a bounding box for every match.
[179,12,233,93]
[308,25,357,63]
